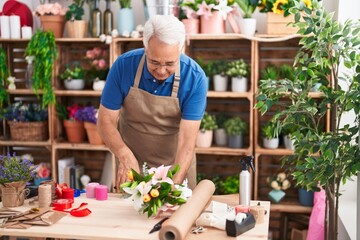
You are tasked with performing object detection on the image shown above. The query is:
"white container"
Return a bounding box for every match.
[231,76,248,92]
[213,74,228,91]
[93,80,106,91]
[64,79,85,90]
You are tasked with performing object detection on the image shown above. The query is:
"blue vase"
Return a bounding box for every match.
[268,189,285,203]
[117,8,135,35]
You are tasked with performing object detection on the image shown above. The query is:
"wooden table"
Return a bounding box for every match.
[0,194,270,240]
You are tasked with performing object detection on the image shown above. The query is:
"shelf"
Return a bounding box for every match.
[53,142,110,151]
[207,91,252,99]
[54,90,102,97]
[0,140,51,147]
[254,147,294,155]
[195,146,252,155]
[8,89,42,95]
[270,202,312,214]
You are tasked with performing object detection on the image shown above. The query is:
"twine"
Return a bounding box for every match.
[38,184,52,208]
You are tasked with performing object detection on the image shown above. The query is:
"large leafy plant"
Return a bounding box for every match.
[255,1,360,239]
[25,30,57,108]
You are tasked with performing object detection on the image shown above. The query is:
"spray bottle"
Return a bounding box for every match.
[239,156,255,206]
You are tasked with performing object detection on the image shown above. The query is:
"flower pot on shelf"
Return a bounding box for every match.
[66,20,87,38]
[213,74,228,91]
[263,137,279,149]
[0,181,28,207]
[298,188,314,206]
[214,128,227,146]
[182,18,199,34]
[64,79,85,90]
[196,130,213,148]
[63,120,86,143]
[231,76,248,92]
[239,18,256,36]
[84,122,104,145]
[93,79,106,91]
[228,134,243,149]
[266,12,298,35]
[200,11,225,34]
[39,15,65,38]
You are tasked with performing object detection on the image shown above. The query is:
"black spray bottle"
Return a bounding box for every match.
[239,156,255,206]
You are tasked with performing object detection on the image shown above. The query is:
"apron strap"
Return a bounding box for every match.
[134,54,146,88]
[171,65,180,97]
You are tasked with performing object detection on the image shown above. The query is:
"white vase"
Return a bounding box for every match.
[64,79,85,90]
[283,135,295,150]
[196,130,213,148]
[93,79,106,91]
[239,18,256,36]
[263,137,279,149]
[213,74,228,91]
[231,76,248,92]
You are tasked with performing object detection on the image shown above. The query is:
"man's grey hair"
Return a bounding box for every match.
[143,15,185,51]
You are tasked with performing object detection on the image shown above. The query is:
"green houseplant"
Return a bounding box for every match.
[260,65,278,80]
[224,116,247,148]
[59,63,86,90]
[66,0,86,21]
[196,112,217,148]
[235,0,259,18]
[0,47,9,108]
[25,30,57,108]
[261,120,280,149]
[255,1,360,239]
[226,59,249,92]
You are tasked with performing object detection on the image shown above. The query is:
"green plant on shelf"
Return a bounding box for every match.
[200,112,217,131]
[260,65,278,80]
[59,63,86,80]
[226,59,249,78]
[224,116,247,136]
[0,47,9,108]
[261,120,280,139]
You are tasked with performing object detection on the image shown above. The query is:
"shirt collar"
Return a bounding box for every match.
[143,58,174,84]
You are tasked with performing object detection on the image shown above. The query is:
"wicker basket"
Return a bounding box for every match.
[8,121,49,141]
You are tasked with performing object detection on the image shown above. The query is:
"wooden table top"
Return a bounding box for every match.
[0,194,270,240]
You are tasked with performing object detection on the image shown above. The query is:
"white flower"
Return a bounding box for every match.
[213,0,233,20]
[123,181,152,211]
[99,34,106,42]
[175,179,192,200]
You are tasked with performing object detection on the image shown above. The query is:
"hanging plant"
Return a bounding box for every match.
[25,30,57,108]
[0,47,9,109]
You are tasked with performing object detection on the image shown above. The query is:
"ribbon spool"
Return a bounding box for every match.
[38,184,52,208]
[52,198,74,210]
[86,182,99,198]
[95,185,108,201]
[62,188,74,200]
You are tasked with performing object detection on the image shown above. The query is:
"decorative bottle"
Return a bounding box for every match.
[25,56,34,89]
[91,0,102,37]
[239,156,255,206]
[103,0,113,35]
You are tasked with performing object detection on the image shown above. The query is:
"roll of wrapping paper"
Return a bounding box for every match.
[159,179,215,240]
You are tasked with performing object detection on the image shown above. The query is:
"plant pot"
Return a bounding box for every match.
[93,79,106,91]
[228,134,243,148]
[84,122,104,145]
[298,188,314,206]
[200,11,225,34]
[239,18,256,36]
[66,20,88,38]
[196,130,213,148]
[214,128,227,146]
[268,189,285,203]
[63,120,86,143]
[0,181,28,207]
[182,18,199,34]
[213,74,228,91]
[283,135,295,150]
[263,137,279,149]
[231,76,248,92]
[64,79,85,90]
[39,15,65,38]
[118,8,135,35]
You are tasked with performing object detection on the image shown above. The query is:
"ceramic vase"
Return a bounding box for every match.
[268,189,286,203]
[117,8,135,36]
[298,188,314,206]
[213,74,228,91]
[39,15,65,38]
[182,18,199,34]
[239,18,256,36]
[231,77,248,92]
[196,130,213,148]
[263,137,279,149]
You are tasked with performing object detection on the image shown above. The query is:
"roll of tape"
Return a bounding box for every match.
[52,198,74,210]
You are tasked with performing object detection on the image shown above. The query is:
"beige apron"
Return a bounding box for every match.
[118,54,196,188]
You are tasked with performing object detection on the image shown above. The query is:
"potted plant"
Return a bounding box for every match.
[260,65,278,80]
[196,112,217,148]
[267,172,291,203]
[224,116,247,148]
[35,2,67,38]
[1,102,49,141]
[278,64,295,81]
[25,30,57,108]
[76,106,104,145]
[226,59,249,92]
[0,153,36,207]
[255,1,360,238]
[196,58,213,90]
[85,47,109,91]
[179,0,201,34]
[261,120,280,149]
[56,103,86,143]
[214,114,229,146]
[0,47,9,108]
[59,62,86,90]
[212,60,228,91]
[235,0,259,35]
[65,0,87,38]
[118,0,135,36]
[281,124,297,150]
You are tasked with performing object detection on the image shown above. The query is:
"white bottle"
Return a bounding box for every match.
[239,156,255,206]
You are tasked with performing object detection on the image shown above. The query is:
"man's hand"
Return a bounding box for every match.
[116,146,140,190]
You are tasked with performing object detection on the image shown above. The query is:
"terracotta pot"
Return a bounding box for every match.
[0,181,28,207]
[63,120,86,143]
[40,15,65,38]
[84,122,104,145]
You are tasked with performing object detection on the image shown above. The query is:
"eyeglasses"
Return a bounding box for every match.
[147,58,178,69]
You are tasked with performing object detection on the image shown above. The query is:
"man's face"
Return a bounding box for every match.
[145,37,181,81]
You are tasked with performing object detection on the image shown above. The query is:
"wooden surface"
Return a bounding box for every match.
[0,194,269,240]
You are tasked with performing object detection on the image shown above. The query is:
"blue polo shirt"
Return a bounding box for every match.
[101,48,207,120]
